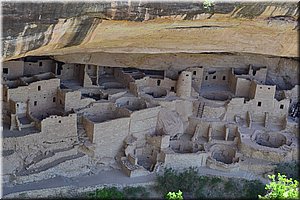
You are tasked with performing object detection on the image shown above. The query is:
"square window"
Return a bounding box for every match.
[213,76,216,79]
[280,105,284,109]
[222,76,226,80]
[171,86,175,92]
[3,68,8,74]
[257,102,262,107]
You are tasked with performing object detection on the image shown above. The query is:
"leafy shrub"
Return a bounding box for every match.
[258,173,299,199]
[88,187,124,199]
[156,168,267,199]
[166,190,183,200]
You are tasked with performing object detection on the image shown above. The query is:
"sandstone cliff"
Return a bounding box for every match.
[2,1,299,61]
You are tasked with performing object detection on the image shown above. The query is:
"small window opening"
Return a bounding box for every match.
[157,80,161,86]
[205,76,208,80]
[213,76,216,79]
[280,105,284,109]
[53,97,56,102]
[267,87,270,90]
[186,74,189,77]
[3,68,8,74]
[171,86,175,92]
[34,101,37,106]
[60,100,62,105]
[260,87,262,89]
[17,104,19,107]
[88,65,91,70]
[39,62,42,67]
[193,71,196,75]
[222,76,226,80]
[257,102,262,107]
[58,120,61,123]
[38,86,41,91]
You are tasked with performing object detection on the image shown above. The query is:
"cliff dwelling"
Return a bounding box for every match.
[1,1,299,198]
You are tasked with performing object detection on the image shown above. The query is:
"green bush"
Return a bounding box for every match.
[258,173,299,199]
[156,168,267,199]
[88,187,125,199]
[166,190,183,200]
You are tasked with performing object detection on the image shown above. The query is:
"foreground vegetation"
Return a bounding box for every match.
[155,167,266,199]
[86,167,268,199]
[87,186,149,199]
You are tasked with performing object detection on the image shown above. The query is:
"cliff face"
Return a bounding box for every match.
[2,1,299,61]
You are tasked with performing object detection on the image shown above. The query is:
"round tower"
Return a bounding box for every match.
[176,71,192,98]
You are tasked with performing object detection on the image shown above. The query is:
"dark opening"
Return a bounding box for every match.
[38,86,41,91]
[3,68,8,74]
[193,71,197,75]
[58,120,61,123]
[213,76,216,79]
[34,101,37,106]
[56,64,63,75]
[60,100,62,105]
[268,87,270,90]
[258,102,262,107]
[280,105,284,109]
[222,76,226,80]
[39,62,42,67]
[88,65,91,70]
[186,74,189,77]
[205,76,208,80]
[53,97,56,102]
[208,70,216,75]
[171,86,175,92]
[252,69,257,76]
[157,80,161,86]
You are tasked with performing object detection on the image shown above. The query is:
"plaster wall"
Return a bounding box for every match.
[113,68,135,88]
[24,60,55,76]
[2,61,24,79]
[93,117,130,158]
[56,64,76,80]
[235,78,251,97]
[40,114,77,138]
[64,90,95,112]
[135,76,176,91]
[186,66,204,91]
[8,78,60,115]
[163,151,207,169]
[202,69,230,87]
